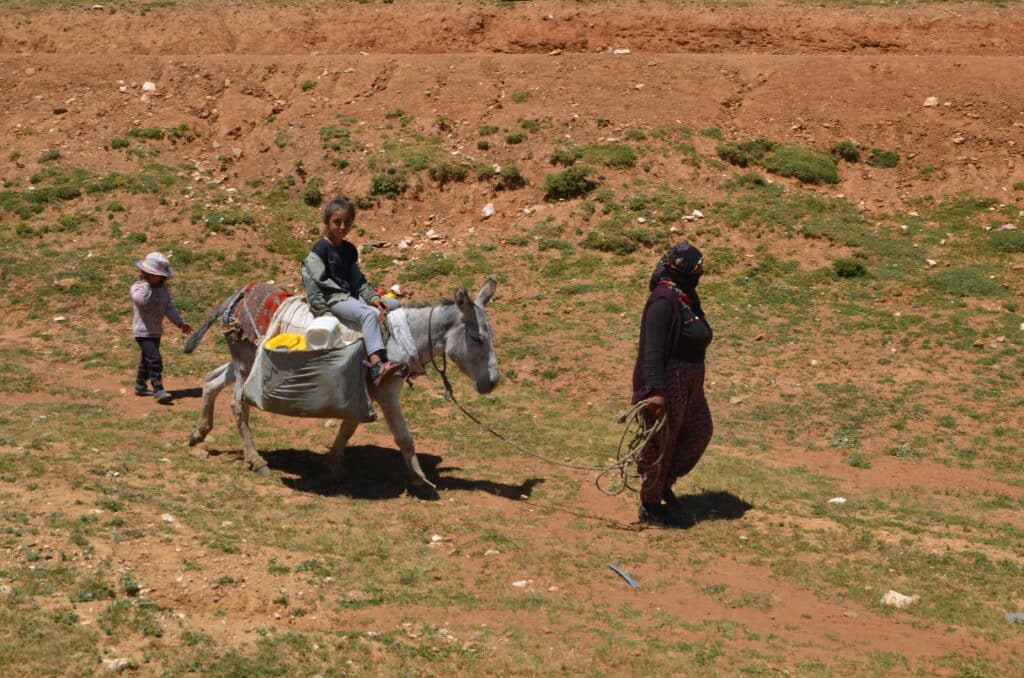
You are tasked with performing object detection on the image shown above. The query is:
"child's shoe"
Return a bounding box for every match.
[134,385,152,396]
[367,360,402,387]
[153,389,173,404]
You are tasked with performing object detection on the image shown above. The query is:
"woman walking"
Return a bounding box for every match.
[632,242,714,526]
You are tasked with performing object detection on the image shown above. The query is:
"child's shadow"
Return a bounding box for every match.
[168,387,203,400]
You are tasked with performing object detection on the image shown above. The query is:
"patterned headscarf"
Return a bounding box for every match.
[649,242,704,291]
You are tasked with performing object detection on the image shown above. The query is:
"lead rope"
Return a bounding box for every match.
[424,314,667,497]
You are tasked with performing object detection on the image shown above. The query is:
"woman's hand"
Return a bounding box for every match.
[180,322,195,335]
[646,394,666,416]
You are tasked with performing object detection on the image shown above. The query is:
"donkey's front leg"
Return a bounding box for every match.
[326,418,360,482]
[376,381,439,500]
[188,362,232,447]
[230,378,270,476]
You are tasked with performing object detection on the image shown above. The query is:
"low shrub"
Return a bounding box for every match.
[302,177,324,207]
[369,174,407,198]
[832,257,868,278]
[868,148,899,168]
[988,229,1024,253]
[584,143,637,169]
[833,140,860,163]
[505,133,524,145]
[763,146,840,185]
[428,162,469,187]
[543,165,597,201]
[549,144,583,167]
[716,139,776,167]
[127,127,165,141]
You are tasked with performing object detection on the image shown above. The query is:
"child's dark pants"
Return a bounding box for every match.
[135,337,165,391]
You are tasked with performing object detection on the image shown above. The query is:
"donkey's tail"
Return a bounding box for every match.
[183,289,242,354]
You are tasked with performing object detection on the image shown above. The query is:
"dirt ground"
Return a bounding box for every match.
[1,1,1023,675]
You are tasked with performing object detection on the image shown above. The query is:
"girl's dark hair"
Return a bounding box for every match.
[322,196,355,226]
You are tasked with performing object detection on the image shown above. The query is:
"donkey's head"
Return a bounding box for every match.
[446,279,499,394]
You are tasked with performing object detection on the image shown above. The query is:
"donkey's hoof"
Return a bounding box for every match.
[409,482,440,501]
[253,465,271,477]
[187,432,203,447]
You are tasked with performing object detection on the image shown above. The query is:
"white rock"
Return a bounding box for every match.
[922,96,939,108]
[511,580,530,588]
[389,284,403,297]
[484,549,500,556]
[636,217,647,224]
[827,497,847,504]
[139,94,150,104]
[481,203,496,219]
[880,590,920,609]
[692,209,705,219]
[118,86,128,93]
[53,316,67,322]
[142,81,157,92]
[669,226,681,234]
[102,658,134,673]
[161,513,177,523]
[430,534,444,543]
[425,228,444,240]
[926,259,937,267]
[613,48,631,55]
[900,224,909,232]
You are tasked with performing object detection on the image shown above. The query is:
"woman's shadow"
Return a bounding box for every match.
[262,445,543,500]
[667,490,753,528]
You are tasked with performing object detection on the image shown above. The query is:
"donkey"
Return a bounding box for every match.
[183,279,499,499]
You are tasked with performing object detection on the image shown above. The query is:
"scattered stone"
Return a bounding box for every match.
[53,316,67,322]
[880,590,920,609]
[91,5,105,10]
[389,284,403,297]
[926,259,937,267]
[140,94,150,104]
[922,96,939,107]
[613,48,631,55]
[484,548,500,556]
[900,224,909,232]
[161,513,177,524]
[669,226,680,234]
[692,209,705,219]
[952,134,966,145]
[511,580,531,588]
[728,395,746,405]
[53,107,68,115]
[430,534,444,543]
[425,228,444,240]
[827,497,847,504]
[548,49,562,56]
[1005,613,1024,624]
[142,81,157,92]
[481,203,496,219]
[636,217,647,223]
[102,658,134,673]
[843,610,858,618]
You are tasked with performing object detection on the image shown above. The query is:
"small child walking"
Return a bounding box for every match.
[131,252,194,403]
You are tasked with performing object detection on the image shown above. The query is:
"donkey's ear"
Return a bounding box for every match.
[455,287,474,316]
[475,278,497,306]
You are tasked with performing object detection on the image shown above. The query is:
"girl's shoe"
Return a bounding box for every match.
[153,390,173,404]
[367,360,402,387]
[134,386,152,396]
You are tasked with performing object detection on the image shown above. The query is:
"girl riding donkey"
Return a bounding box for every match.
[302,196,402,387]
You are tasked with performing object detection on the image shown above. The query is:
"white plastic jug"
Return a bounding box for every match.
[305,315,343,350]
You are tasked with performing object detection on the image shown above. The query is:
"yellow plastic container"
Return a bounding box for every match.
[264,333,308,351]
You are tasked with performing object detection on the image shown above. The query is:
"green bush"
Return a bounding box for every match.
[624,129,647,141]
[519,118,541,132]
[428,162,469,187]
[832,258,868,278]
[497,165,525,190]
[510,90,530,103]
[543,165,597,201]
[301,80,316,92]
[505,133,524,145]
[110,137,130,149]
[478,125,499,136]
[716,138,776,167]
[988,229,1024,253]
[38,150,61,163]
[763,146,840,185]
[868,148,899,168]
[127,127,165,141]
[399,252,456,282]
[302,177,324,207]
[584,143,637,169]
[700,127,724,140]
[581,219,663,255]
[477,140,490,151]
[549,144,583,167]
[369,174,407,198]
[833,140,860,163]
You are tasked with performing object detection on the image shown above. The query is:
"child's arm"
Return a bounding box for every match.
[130,279,153,306]
[301,252,332,316]
[165,299,193,334]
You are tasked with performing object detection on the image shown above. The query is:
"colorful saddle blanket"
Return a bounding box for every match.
[224,282,293,344]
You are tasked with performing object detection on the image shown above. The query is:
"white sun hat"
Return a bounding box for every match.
[135,251,174,278]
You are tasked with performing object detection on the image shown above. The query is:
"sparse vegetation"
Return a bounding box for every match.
[543,165,597,200]
[868,148,900,168]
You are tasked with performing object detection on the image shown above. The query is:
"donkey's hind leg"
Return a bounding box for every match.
[230,376,270,476]
[188,362,233,447]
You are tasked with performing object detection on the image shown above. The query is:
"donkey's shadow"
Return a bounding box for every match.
[261,445,543,500]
